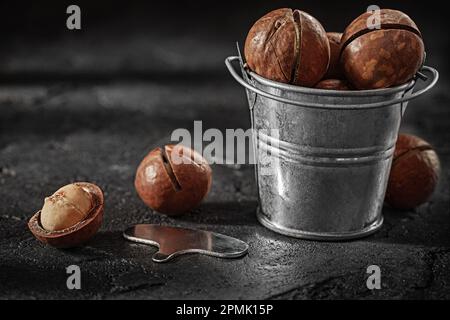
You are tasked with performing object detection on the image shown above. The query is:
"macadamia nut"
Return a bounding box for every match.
[385,134,440,210]
[40,184,93,231]
[324,32,344,79]
[341,9,424,89]
[315,79,350,90]
[244,8,330,87]
[135,145,212,215]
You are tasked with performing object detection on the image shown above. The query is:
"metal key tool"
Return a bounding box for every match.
[123,224,249,263]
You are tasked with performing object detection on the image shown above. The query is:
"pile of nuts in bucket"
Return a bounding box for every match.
[244,9,440,204]
[27,8,440,248]
[244,8,425,90]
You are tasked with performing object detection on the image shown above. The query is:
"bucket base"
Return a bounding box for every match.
[256,208,383,241]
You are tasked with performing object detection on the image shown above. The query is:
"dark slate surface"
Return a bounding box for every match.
[0,0,449,299]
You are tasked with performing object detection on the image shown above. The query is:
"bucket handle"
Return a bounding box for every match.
[225,56,439,110]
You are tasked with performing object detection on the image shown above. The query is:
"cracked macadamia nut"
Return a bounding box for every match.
[385,134,440,210]
[341,9,425,90]
[244,8,330,87]
[29,182,104,248]
[135,145,212,215]
[41,183,94,231]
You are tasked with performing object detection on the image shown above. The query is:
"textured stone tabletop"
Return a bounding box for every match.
[0,1,449,299]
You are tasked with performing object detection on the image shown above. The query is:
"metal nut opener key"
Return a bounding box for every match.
[123,224,249,263]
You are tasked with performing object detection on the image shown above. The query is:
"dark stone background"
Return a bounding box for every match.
[0,0,449,299]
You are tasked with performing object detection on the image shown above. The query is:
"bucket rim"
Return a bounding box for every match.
[248,70,416,97]
[226,56,438,109]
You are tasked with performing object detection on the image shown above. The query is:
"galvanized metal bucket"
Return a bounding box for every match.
[225,54,439,241]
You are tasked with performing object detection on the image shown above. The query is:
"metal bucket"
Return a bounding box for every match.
[225,54,439,241]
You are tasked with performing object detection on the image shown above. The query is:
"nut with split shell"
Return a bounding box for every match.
[341,9,425,89]
[28,182,104,248]
[134,144,212,215]
[244,8,330,87]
